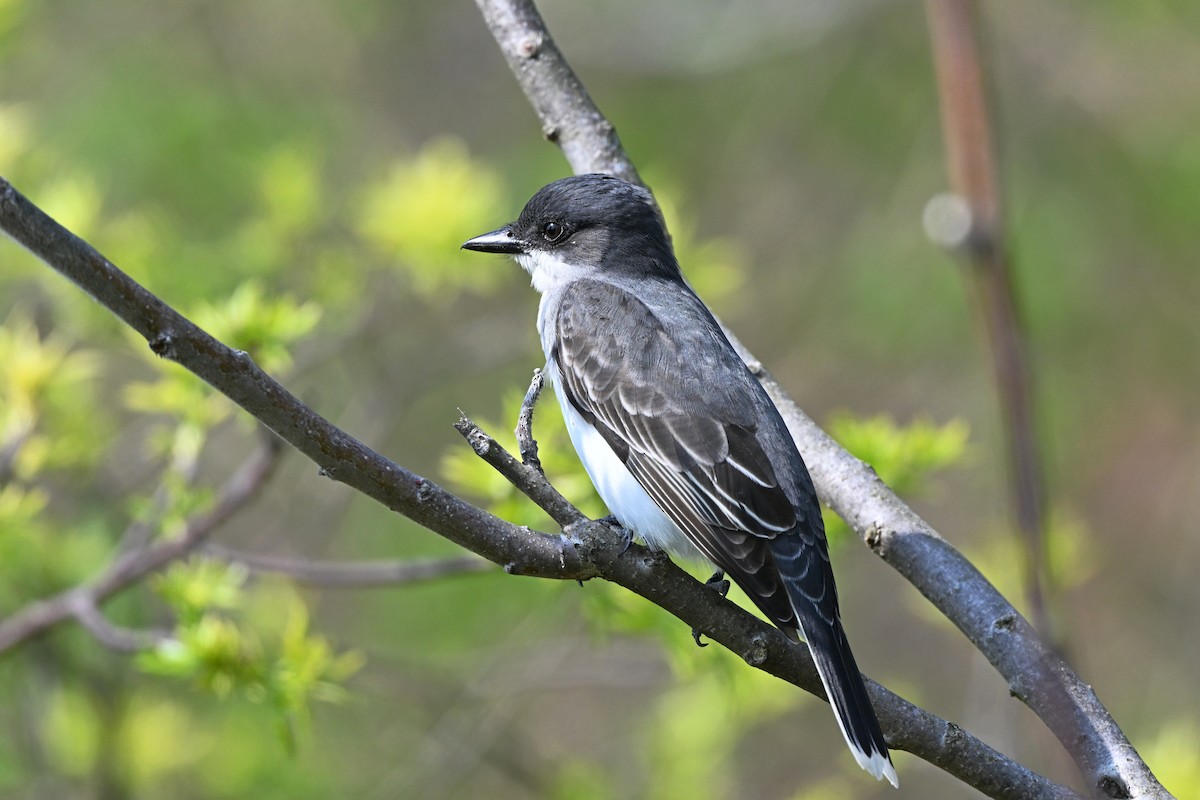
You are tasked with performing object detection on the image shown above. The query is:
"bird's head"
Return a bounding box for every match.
[462,174,678,291]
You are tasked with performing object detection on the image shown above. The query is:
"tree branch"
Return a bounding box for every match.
[455,413,582,529]
[204,546,494,588]
[925,0,1052,641]
[515,368,544,469]
[473,1,1170,797]
[68,595,169,653]
[473,0,642,185]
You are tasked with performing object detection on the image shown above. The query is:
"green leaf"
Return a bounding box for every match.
[190,281,322,374]
[152,559,248,625]
[0,311,104,476]
[827,412,969,496]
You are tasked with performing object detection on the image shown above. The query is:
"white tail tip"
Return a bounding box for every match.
[851,746,899,788]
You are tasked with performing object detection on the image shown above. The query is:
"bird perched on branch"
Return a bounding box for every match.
[463,174,896,787]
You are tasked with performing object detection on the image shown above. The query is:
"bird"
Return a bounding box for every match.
[462,173,897,787]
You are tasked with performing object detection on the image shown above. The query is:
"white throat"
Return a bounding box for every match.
[514,249,587,295]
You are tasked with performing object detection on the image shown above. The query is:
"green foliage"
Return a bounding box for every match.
[0,491,113,612]
[824,412,969,544]
[142,560,363,751]
[0,311,103,477]
[192,282,322,375]
[358,137,509,299]
[112,694,213,787]
[124,283,320,467]
[828,412,970,496]
[1,239,342,785]
[153,559,249,627]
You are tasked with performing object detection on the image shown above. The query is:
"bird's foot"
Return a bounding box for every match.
[704,570,730,597]
[691,571,730,647]
[596,515,635,554]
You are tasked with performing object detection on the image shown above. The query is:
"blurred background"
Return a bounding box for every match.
[1,1,1198,798]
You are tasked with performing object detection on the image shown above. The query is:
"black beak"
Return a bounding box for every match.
[461,226,525,254]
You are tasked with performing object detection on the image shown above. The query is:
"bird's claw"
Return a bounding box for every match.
[705,570,730,597]
[596,515,635,554]
[691,571,730,647]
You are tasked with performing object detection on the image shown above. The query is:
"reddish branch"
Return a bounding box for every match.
[925,0,1052,638]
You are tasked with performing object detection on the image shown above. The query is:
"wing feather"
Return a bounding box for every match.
[554,279,819,626]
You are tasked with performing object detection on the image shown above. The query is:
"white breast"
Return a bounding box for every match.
[546,359,707,564]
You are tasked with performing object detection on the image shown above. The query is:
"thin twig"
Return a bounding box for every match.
[515,368,544,470]
[68,595,169,653]
[924,0,1052,639]
[204,546,494,588]
[455,413,583,530]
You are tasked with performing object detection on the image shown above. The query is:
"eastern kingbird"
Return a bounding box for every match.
[463,174,897,786]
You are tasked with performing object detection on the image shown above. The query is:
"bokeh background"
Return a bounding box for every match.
[1,1,1198,798]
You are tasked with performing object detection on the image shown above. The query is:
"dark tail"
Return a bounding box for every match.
[797,610,898,787]
[764,534,898,786]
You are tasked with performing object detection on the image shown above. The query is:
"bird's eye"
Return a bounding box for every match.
[542,221,565,243]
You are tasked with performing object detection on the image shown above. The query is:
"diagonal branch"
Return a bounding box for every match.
[474,0,642,186]
[472,1,1170,798]
[68,595,169,653]
[455,413,582,529]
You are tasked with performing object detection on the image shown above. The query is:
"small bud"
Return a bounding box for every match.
[923,192,973,250]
